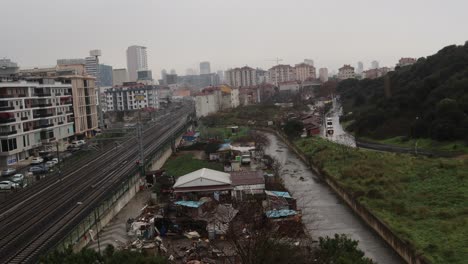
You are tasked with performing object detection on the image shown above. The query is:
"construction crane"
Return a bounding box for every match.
[266,57,283,65]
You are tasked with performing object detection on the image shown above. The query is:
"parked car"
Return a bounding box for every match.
[0,181,19,190]
[45,161,56,168]
[10,174,24,183]
[51,158,60,164]
[241,154,251,165]
[29,165,48,174]
[71,140,85,148]
[30,157,44,164]
[1,168,16,177]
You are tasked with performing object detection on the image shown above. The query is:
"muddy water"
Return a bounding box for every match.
[264,133,403,264]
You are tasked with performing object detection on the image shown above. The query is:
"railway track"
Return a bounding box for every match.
[0,105,193,263]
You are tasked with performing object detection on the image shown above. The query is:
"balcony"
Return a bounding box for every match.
[33,123,54,129]
[34,93,52,97]
[64,91,72,95]
[0,130,17,136]
[66,109,73,114]
[55,92,62,96]
[0,106,14,111]
[33,113,54,119]
[31,103,53,108]
[0,94,27,98]
[58,121,64,125]
[0,118,16,124]
[21,116,28,121]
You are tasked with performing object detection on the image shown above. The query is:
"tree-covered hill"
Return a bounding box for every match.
[338,42,468,142]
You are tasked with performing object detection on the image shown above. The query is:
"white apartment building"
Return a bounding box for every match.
[268,64,295,85]
[0,80,75,168]
[338,65,356,80]
[278,81,300,93]
[194,85,239,117]
[319,68,329,82]
[195,92,218,118]
[105,84,159,111]
[126,46,148,82]
[294,63,316,82]
[225,66,257,88]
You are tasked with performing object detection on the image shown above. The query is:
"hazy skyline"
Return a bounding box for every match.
[2,0,467,79]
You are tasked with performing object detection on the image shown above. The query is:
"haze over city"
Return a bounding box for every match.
[2,0,468,77]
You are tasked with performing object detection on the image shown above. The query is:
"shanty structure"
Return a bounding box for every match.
[173,168,232,195]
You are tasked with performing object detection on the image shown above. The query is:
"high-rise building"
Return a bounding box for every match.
[304,59,314,66]
[371,60,379,69]
[161,69,167,83]
[268,64,295,85]
[0,59,19,80]
[357,61,364,74]
[85,56,98,78]
[255,68,267,84]
[126,45,148,82]
[186,68,197,76]
[98,64,113,87]
[216,70,224,83]
[225,66,257,88]
[294,63,316,81]
[112,69,129,86]
[338,65,356,80]
[319,68,328,82]
[170,69,176,75]
[137,70,153,84]
[200,61,211,74]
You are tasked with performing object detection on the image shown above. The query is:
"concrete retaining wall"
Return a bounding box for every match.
[255,127,431,264]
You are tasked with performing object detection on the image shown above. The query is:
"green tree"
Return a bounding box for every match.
[283,120,304,138]
[314,234,376,264]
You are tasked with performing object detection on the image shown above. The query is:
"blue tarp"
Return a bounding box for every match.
[265,209,297,218]
[265,190,292,199]
[174,201,205,208]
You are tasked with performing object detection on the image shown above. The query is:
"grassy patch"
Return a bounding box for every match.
[199,125,250,141]
[162,153,224,178]
[295,137,468,264]
[360,136,468,154]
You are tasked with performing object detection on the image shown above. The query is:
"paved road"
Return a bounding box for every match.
[322,99,356,147]
[264,133,404,264]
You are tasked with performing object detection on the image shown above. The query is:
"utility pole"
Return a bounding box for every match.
[135,96,145,175]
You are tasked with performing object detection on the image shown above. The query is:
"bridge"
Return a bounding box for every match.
[0,103,195,263]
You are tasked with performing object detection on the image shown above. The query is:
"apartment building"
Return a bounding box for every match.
[397,57,417,67]
[194,85,239,117]
[294,63,316,82]
[105,83,159,111]
[319,68,329,82]
[0,79,75,168]
[268,64,295,85]
[225,66,257,88]
[337,65,356,80]
[21,63,99,136]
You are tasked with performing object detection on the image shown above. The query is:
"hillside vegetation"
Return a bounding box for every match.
[295,137,468,264]
[338,42,468,142]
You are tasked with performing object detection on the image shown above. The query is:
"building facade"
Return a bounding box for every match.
[304,59,314,66]
[126,45,148,82]
[105,83,159,112]
[225,66,257,88]
[98,64,113,87]
[200,61,211,74]
[337,65,355,80]
[319,68,329,82]
[371,60,379,69]
[194,85,239,117]
[268,64,295,85]
[362,67,391,79]
[397,57,417,67]
[0,79,75,168]
[112,69,129,86]
[294,63,316,82]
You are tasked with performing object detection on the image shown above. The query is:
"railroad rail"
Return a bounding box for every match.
[0,104,194,263]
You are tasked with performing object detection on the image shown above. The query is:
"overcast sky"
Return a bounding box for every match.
[1,0,467,78]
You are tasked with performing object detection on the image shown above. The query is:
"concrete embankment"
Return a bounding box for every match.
[261,127,429,264]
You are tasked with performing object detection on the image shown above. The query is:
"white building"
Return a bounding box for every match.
[319,68,329,82]
[0,80,75,168]
[85,56,98,80]
[338,65,356,80]
[357,61,364,75]
[278,81,300,93]
[268,64,295,85]
[294,63,316,82]
[126,45,148,82]
[371,60,379,69]
[112,69,129,86]
[105,84,159,111]
[194,85,239,117]
[225,66,257,88]
[195,92,218,118]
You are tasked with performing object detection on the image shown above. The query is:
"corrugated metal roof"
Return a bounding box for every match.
[265,209,297,218]
[174,200,205,208]
[265,190,292,199]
